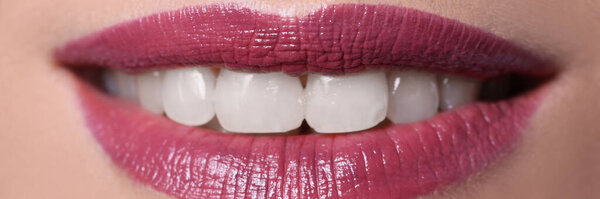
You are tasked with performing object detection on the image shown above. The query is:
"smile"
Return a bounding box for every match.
[55,3,554,199]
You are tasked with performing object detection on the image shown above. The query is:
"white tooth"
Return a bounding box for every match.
[387,70,439,124]
[214,70,304,133]
[102,70,119,96]
[305,71,388,133]
[136,71,164,114]
[113,70,138,101]
[162,67,215,126]
[439,75,481,111]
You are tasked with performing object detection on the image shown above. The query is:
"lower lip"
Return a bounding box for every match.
[76,80,545,198]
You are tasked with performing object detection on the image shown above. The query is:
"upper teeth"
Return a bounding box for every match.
[438,75,480,111]
[162,67,216,126]
[109,67,481,134]
[387,70,439,124]
[305,71,388,133]
[213,70,305,133]
[136,70,164,114]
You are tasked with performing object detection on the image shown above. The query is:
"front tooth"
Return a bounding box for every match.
[387,70,439,124]
[162,67,215,126]
[305,71,388,133]
[439,75,481,111]
[113,71,138,101]
[136,71,164,114]
[214,70,304,133]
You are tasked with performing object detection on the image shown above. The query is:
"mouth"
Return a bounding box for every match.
[55,3,554,199]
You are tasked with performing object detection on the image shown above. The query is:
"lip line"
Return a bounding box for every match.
[58,3,553,199]
[55,3,551,78]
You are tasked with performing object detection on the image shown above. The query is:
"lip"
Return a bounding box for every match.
[56,3,549,78]
[57,3,552,199]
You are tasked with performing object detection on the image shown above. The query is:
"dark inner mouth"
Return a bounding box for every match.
[479,74,551,101]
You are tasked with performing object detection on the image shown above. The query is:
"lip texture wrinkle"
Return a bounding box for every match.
[56,4,548,77]
[59,3,554,199]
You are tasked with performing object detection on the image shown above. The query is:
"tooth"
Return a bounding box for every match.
[102,70,119,96]
[136,71,164,114]
[214,70,304,133]
[305,71,388,133]
[162,67,216,126]
[439,74,481,111]
[113,70,138,101]
[387,70,439,124]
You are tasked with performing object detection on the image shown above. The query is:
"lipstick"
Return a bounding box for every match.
[56,4,548,77]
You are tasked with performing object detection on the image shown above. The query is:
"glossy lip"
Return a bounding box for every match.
[57,3,552,199]
[55,3,549,78]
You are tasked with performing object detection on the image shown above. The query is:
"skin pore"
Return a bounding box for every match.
[0,0,599,198]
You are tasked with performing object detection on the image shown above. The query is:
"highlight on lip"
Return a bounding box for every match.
[56,3,554,199]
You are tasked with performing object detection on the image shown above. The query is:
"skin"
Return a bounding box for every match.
[0,0,599,198]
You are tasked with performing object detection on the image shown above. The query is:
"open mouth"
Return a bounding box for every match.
[55,3,554,199]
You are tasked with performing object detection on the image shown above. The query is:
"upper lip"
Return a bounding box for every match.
[55,3,550,78]
[57,3,553,199]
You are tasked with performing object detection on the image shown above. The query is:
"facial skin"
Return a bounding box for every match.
[0,0,599,198]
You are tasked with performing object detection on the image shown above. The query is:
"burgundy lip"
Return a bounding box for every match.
[56,4,549,77]
[77,83,545,199]
[57,3,552,199]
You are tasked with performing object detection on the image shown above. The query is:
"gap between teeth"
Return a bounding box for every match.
[106,67,480,134]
